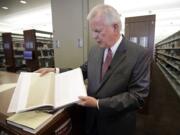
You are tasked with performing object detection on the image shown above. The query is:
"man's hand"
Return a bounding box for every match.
[78,96,98,108]
[35,68,55,76]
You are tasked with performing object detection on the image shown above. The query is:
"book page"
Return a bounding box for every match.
[8,73,27,113]
[55,68,87,108]
[16,73,32,112]
[25,72,55,109]
[8,72,55,113]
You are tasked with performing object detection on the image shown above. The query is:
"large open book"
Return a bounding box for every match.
[6,109,65,134]
[8,68,87,113]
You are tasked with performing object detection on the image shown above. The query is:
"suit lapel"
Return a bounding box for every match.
[97,38,127,91]
[96,48,105,86]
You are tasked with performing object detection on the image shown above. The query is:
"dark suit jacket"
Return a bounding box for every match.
[80,37,151,135]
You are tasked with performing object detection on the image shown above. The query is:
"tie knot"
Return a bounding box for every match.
[108,48,112,54]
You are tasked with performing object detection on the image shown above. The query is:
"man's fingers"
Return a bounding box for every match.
[77,101,86,106]
[40,70,48,76]
[79,96,89,102]
[34,68,51,76]
[34,68,42,73]
[78,96,87,106]
[79,96,86,100]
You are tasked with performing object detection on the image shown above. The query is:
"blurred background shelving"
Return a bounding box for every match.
[155,30,180,97]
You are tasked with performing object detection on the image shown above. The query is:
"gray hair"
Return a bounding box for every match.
[87,4,121,29]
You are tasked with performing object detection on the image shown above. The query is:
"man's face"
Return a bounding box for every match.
[90,17,116,48]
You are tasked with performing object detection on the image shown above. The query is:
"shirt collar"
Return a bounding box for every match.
[103,35,123,62]
[110,35,122,57]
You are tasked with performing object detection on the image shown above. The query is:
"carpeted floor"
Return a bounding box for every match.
[135,62,180,135]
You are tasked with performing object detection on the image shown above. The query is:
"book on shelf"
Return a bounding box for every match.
[6,109,64,134]
[7,68,87,113]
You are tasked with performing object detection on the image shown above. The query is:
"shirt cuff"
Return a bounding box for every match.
[55,67,60,73]
[97,99,99,110]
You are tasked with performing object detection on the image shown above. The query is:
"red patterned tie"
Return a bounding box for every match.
[102,48,112,79]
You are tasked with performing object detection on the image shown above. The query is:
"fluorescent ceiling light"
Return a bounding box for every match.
[2,6,8,10]
[20,0,27,4]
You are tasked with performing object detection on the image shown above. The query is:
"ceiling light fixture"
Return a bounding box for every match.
[20,0,27,4]
[2,6,8,10]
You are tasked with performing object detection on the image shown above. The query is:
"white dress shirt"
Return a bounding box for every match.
[103,35,123,62]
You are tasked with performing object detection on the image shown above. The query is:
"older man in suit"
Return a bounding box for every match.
[36,4,151,135]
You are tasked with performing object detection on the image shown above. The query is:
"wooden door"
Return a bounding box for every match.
[125,15,156,114]
[125,15,156,55]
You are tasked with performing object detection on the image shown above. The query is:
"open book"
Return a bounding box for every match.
[7,109,65,134]
[8,68,87,113]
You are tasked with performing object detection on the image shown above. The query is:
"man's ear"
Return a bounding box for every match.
[113,24,119,32]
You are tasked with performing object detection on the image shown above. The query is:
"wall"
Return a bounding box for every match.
[51,0,103,68]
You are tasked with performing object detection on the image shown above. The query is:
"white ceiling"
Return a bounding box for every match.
[0,0,52,33]
[0,0,180,43]
[105,0,180,43]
